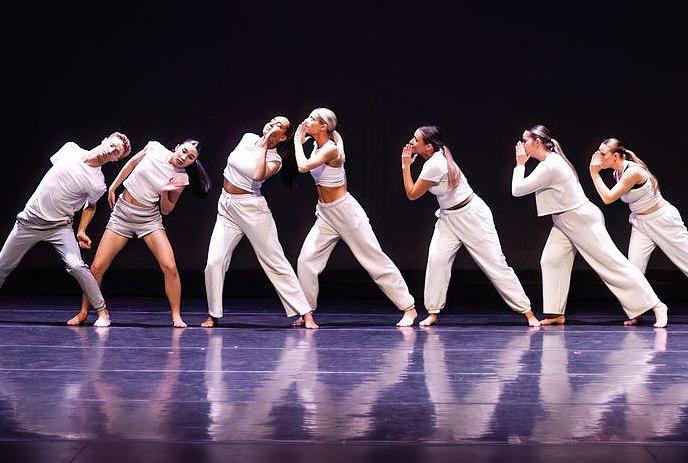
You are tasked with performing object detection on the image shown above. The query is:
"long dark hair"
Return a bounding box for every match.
[182,139,211,198]
[276,123,299,188]
[604,138,660,193]
[416,126,461,188]
[527,125,579,180]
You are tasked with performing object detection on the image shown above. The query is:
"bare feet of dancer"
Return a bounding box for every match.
[94,307,111,328]
[303,312,318,329]
[396,307,417,327]
[539,315,565,326]
[419,313,438,327]
[292,312,319,329]
[66,309,89,326]
[172,314,187,328]
[201,315,218,328]
[524,310,541,327]
[652,302,668,328]
[624,315,641,326]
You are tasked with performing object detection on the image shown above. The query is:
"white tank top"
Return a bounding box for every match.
[615,161,662,214]
[123,141,189,206]
[418,150,473,210]
[223,133,282,195]
[309,139,346,187]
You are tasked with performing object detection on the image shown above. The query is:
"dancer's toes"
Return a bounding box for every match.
[172,317,187,328]
[623,315,641,327]
[540,315,565,326]
[201,316,218,328]
[303,313,319,330]
[66,311,88,326]
[652,302,668,328]
[291,316,305,328]
[419,314,438,327]
[396,308,417,327]
[524,310,541,327]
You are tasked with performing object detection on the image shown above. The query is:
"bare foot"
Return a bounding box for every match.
[303,312,319,329]
[652,302,668,328]
[524,310,541,327]
[396,308,417,327]
[419,314,439,327]
[623,315,641,326]
[201,315,218,328]
[66,310,88,326]
[172,316,187,328]
[291,316,305,328]
[540,315,565,326]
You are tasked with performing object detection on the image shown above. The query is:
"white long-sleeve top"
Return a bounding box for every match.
[511,152,587,216]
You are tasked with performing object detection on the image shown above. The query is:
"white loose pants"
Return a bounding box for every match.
[297,193,414,311]
[628,203,688,276]
[424,195,531,314]
[204,191,311,318]
[540,201,660,318]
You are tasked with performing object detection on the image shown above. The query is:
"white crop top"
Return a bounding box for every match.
[615,161,663,214]
[223,133,282,195]
[512,152,588,216]
[419,150,473,210]
[309,139,346,187]
[123,141,189,206]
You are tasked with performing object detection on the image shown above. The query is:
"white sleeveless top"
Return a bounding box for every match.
[223,133,282,195]
[512,152,588,216]
[419,150,473,210]
[615,160,662,214]
[309,139,346,187]
[123,141,189,206]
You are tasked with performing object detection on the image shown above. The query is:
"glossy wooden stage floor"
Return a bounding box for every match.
[0,297,686,462]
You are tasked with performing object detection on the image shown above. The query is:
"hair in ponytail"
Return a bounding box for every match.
[182,139,211,198]
[603,138,660,193]
[277,122,299,188]
[527,125,579,180]
[417,126,461,189]
[311,107,345,162]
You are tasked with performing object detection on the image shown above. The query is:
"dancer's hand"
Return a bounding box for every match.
[589,151,604,175]
[515,141,529,165]
[162,177,186,192]
[294,123,307,145]
[401,144,417,169]
[107,187,117,210]
[77,231,92,249]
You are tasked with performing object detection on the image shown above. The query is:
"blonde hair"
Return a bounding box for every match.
[311,107,344,161]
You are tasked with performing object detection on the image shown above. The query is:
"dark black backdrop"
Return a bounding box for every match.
[3,2,686,302]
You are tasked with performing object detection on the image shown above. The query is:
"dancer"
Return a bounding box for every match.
[511,125,668,327]
[67,139,210,328]
[0,133,131,320]
[202,116,316,328]
[291,108,416,327]
[589,137,687,324]
[401,126,539,327]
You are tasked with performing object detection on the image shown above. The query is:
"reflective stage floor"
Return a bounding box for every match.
[0,297,686,462]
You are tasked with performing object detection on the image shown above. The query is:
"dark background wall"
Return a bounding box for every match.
[3,2,686,302]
